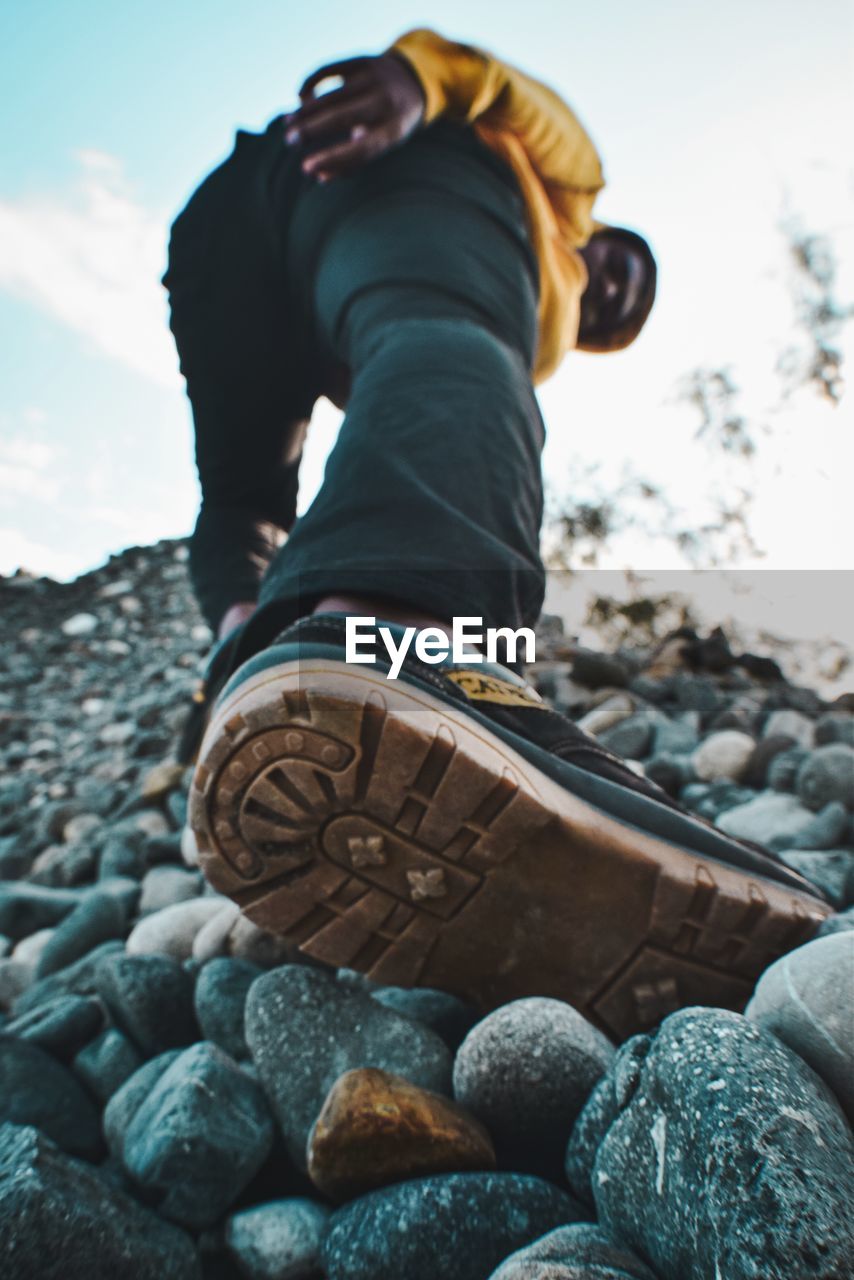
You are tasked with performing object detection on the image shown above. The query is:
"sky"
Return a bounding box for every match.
[1,0,853,620]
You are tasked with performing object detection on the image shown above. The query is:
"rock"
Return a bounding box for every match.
[35,891,126,977]
[100,721,135,746]
[192,900,241,961]
[181,824,200,868]
[598,713,654,761]
[762,707,815,747]
[567,650,629,690]
[782,800,850,850]
[817,904,854,937]
[142,832,184,866]
[3,994,103,1060]
[564,1038,645,1209]
[453,998,614,1175]
[225,1198,330,1280]
[0,960,35,1010]
[194,957,261,1059]
[140,761,187,800]
[576,694,634,738]
[104,1050,182,1157]
[63,812,101,842]
[73,1027,143,1102]
[30,839,97,887]
[644,753,692,797]
[651,713,699,756]
[489,1223,659,1280]
[587,1008,854,1280]
[100,834,147,880]
[0,1037,102,1159]
[741,734,797,789]
[11,926,55,969]
[746,933,854,1121]
[308,1068,495,1200]
[138,865,202,914]
[119,1042,274,1230]
[767,745,810,793]
[814,711,854,747]
[691,730,756,782]
[778,850,854,907]
[245,966,453,1170]
[96,953,198,1055]
[14,939,124,1015]
[796,744,854,811]
[370,985,478,1050]
[227,914,295,967]
[0,882,82,941]
[715,790,817,847]
[127,896,225,959]
[0,1123,201,1279]
[61,612,98,637]
[321,1172,585,1280]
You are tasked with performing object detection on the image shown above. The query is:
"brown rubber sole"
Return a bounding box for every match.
[189,660,830,1040]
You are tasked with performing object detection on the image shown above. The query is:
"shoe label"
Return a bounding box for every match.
[446,670,545,708]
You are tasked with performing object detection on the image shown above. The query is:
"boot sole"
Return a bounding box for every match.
[189,660,829,1039]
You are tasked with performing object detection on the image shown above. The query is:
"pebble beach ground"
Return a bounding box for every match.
[1,540,852,1279]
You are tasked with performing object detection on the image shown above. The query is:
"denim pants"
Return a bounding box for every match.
[163,117,547,639]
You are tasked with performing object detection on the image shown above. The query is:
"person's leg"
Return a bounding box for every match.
[248,123,544,637]
[163,119,317,635]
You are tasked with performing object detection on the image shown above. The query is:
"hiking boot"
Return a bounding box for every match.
[188,614,830,1039]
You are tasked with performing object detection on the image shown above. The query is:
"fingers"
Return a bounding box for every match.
[298,56,372,101]
[286,89,384,149]
[301,125,391,181]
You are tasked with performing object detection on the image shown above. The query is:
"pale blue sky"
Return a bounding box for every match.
[1,0,852,582]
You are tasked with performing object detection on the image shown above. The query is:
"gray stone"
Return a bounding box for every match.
[35,890,126,977]
[0,1037,102,1159]
[814,711,854,747]
[321,1173,585,1280]
[245,966,453,1169]
[370,985,478,1050]
[194,957,261,1060]
[490,1223,659,1280]
[762,707,815,747]
[644,754,692,797]
[73,1027,143,1102]
[120,1042,274,1230]
[0,882,83,941]
[817,904,854,937]
[692,730,756,782]
[138,864,202,914]
[104,1050,182,1157]
[587,1008,854,1280]
[569,650,629,690]
[598,714,654,761]
[225,1197,330,1280]
[564,1037,646,1208]
[99,834,146,880]
[796,744,854,811]
[651,712,699,756]
[453,998,615,1174]
[127,895,226,959]
[14,939,124,1015]
[778,849,854,907]
[96,952,198,1055]
[746,933,854,1122]
[741,734,797,789]
[3,993,103,1060]
[715,790,817,846]
[781,800,850,851]
[0,960,34,1010]
[767,745,809,792]
[0,1123,201,1279]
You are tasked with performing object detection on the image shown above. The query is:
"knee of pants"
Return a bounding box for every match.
[347,311,535,400]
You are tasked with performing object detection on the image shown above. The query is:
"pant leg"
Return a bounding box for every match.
[163,118,317,632]
[256,122,546,633]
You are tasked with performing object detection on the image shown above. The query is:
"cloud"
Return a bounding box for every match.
[0,151,180,388]
[0,435,62,503]
[0,528,83,580]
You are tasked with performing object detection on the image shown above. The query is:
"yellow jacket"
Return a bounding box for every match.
[391,28,605,383]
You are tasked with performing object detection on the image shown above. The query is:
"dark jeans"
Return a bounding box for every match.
[163,117,547,640]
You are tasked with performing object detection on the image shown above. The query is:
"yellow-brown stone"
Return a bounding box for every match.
[307,1067,495,1200]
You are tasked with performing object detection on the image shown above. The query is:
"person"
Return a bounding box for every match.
[164,29,829,1039]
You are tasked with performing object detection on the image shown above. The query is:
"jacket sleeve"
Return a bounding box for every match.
[391,28,605,246]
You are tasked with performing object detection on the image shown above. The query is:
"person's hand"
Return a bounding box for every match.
[283,53,425,182]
